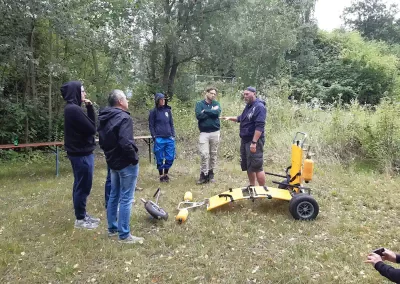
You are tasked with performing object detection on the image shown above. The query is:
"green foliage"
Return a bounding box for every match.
[291,31,400,105]
[0,98,26,144]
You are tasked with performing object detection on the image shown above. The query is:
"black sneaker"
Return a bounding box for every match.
[196,172,208,184]
[159,176,165,182]
[208,169,215,183]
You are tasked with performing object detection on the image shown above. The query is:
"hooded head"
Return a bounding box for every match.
[154,93,165,107]
[61,81,83,106]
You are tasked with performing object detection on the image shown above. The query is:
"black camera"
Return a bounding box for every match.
[373,248,385,256]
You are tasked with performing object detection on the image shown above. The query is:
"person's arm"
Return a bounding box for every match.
[203,102,221,118]
[374,262,400,283]
[195,101,208,121]
[249,130,263,153]
[253,105,266,138]
[71,106,96,135]
[118,117,139,164]
[85,102,96,122]
[222,116,238,122]
[149,110,155,139]
[249,105,266,153]
[169,110,176,138]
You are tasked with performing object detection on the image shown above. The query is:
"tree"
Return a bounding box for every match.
[342,0,400,44]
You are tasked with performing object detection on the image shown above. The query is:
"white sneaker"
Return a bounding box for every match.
[85,213,100,223]
[118,234,144,244]
[74,217,99,230]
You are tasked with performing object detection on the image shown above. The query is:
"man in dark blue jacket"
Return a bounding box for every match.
[149,93,176,182]
[61,81,99,230]
[222,86,267,186]
[98,90,144,244]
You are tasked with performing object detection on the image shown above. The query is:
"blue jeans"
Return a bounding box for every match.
[154,137,175,170]
[104,166,111,209]
[107,164,139,239]
[68,154,94,220]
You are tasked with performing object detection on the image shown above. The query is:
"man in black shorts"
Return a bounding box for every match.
[222,86,267,186]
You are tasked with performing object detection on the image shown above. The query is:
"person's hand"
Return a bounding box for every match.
[212,105,219,110]
[83,99,92,106]
[250,142,257,153]
[382,249,397,263]
[221,116,234,121]
[365,253,383,266]
[201,110,205,113]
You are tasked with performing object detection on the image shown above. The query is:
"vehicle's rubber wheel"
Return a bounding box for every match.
[278,179,289,189]
[289,193,319,220]
[144,201,168,220]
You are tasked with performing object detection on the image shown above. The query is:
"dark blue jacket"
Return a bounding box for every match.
[237,98,267,143]
[98,107,139,170]
[374,254,400,283]
[61,81,96,156]
[149,106,175,138]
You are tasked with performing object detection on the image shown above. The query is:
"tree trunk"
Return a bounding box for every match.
[162,44,171,93]
[23,70,30,143]
[149,16,158,85]
[48,27,53,141]
[91,48,101,98]
[29,22,37,101]
[167,55,179,98]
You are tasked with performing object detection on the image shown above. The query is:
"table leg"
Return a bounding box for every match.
[56,146,59,177]
[147,138,151,163]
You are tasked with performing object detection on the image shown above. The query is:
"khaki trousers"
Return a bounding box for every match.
[198,131,220,174]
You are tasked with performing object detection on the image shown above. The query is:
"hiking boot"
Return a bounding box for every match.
[74,217,99,230]
[208,169,215,183]
[196,172,208,184]
[85,213,100,223]
[159,176,165,182]
[164,175,170,182]
[118,234,144,244]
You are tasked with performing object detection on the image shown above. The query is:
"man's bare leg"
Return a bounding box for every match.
[256,170,266,186]
[247,171,256,186]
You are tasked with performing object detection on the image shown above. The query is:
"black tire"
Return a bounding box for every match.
[144,201,168,221]
[289,193,319,220]
[278,179,289,189]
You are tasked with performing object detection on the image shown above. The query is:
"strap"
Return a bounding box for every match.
[218,194,234,202]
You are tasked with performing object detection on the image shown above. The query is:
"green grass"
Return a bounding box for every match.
[1,94,400,283]
[1,150,400,284]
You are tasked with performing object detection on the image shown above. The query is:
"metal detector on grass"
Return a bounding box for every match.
[141,188,168,220]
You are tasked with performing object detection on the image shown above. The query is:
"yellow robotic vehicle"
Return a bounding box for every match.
[176,132,319,222]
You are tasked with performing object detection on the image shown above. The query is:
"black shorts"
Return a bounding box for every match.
[240,138,264,172]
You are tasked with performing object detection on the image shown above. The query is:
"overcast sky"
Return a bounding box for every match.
[315,0,399,31]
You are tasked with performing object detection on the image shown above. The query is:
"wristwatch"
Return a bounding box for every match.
[251,141,257,144]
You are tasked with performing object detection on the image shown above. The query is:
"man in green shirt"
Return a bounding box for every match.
[195,87,221,184]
